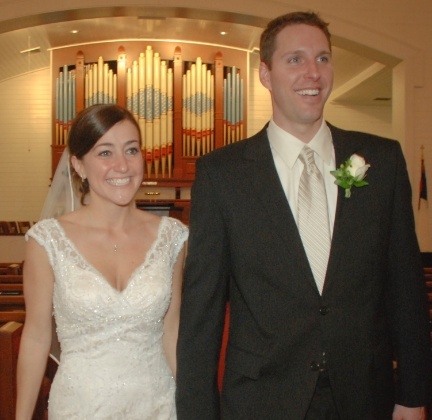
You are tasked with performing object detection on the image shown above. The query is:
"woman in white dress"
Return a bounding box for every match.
[16,104,188,419]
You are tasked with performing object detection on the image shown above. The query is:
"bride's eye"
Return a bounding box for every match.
[126,147,140,155]
[98,150,111,157]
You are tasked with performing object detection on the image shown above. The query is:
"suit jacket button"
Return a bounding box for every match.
[319,306,329,315]
[310,361,320,371]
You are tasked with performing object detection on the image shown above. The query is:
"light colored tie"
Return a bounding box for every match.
[297,146,331,294]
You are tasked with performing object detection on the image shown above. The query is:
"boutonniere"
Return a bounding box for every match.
[330,154,371,198]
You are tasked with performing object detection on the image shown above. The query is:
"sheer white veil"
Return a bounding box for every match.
[39,147,80,362]
[40,148,80,220]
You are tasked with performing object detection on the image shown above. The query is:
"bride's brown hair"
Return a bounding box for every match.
[67,104,141,205]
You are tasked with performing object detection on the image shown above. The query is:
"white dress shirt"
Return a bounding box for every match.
[267,119,337,236]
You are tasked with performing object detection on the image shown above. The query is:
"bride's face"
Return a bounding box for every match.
[72,119,143,207]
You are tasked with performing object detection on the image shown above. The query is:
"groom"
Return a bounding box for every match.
[176,11,432,420]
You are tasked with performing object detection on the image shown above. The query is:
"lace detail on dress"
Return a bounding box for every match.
[26,217,188,419]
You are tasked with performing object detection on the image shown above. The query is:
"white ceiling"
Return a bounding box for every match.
[0,13,393,106]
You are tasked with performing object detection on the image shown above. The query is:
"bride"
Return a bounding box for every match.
[16,104,188,419]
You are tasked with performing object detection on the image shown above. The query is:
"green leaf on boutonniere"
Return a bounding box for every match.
[330,154,371,198]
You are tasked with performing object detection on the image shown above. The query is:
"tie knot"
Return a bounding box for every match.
[299,146,316,171]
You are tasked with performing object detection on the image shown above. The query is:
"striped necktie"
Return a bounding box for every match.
[297,146,331,294]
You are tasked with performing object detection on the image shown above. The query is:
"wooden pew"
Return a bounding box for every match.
[0,310,25,324]
[0,295,24,305]
[0,321,58,420]
[0,321,23,420]
[0,262,23,275]
[0,274,25,324]
[0,283,23,293]
[0,275,23,284]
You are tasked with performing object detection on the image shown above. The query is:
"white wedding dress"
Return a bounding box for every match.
[26,216,188,419]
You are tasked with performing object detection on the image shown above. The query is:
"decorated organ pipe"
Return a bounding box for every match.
[126,68,132,112]
[223,65,244,144]
[210,72,215,152]
[167,67,173,178]
[56,56,119,146]
[181,57,215,157]
[124,46,174,178]
[182,73,187,157]
[196,57,202,156]
[53,47,245,181]
[83,58,117,107]
[160,60,168,178]
[97,56,103,104]
[55,65,76,145]
[183,69,191,156]
[138,52,146,156]
[92,62,98,105]
[132,60,139,121]
[144,46,154,178]
[153,53,161,178]
[190,63,196,156]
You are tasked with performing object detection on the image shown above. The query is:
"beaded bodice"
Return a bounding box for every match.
[26,217,188,419]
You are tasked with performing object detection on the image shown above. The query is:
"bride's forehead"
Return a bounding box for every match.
[94,120,140,145]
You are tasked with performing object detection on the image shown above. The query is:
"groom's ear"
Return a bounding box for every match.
[259,61,272,91]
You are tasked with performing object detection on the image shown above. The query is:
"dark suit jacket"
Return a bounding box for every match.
[176,123,432,420]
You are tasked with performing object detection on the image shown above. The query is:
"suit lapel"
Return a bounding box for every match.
[243,132,296,240]
[324,125,368,292]
[242,129,315,288]
[241,125,369,295]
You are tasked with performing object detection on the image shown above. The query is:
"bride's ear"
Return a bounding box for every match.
[70,156,85,179]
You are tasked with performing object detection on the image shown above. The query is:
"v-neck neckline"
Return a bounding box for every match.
[53,217,167,293]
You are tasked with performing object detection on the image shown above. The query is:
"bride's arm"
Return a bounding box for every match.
[163,242,187,379]
[16,238,54,420]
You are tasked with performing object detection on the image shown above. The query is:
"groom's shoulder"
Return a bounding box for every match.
[328,122,400,151]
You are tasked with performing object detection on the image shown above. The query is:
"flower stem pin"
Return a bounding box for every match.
[330,154,371,198]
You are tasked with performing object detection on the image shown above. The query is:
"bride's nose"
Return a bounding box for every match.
[113,154,128,172]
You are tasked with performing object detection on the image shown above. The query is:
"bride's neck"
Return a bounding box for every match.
[80,203,138,230]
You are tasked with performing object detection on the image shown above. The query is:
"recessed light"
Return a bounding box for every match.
[220,31,228,36]
[71,30,79,34]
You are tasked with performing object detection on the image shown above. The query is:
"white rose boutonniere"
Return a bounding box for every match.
[330,154,371,198]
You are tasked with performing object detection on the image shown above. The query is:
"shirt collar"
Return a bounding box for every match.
[268,119,333,168]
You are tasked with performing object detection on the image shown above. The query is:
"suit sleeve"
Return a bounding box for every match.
[387,143,432,406]
[176,157,230,419]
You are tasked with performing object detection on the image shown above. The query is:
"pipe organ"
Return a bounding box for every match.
[51,42,248,222]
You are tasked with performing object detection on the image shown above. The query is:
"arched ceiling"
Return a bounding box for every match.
[0,6,394,105]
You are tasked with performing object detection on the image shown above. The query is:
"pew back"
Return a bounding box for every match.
[0,321,22,420]
[0,321,58,420]
[0,273,24,324]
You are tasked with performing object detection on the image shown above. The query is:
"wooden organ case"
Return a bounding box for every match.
[50,41,248,224]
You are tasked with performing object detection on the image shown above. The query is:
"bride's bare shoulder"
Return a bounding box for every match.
[135,208,162,231]
[57,209,85,226]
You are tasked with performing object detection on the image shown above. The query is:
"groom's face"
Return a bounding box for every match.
[259,23,333,134]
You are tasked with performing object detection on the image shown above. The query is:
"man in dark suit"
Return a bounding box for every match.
[176,11,431,420]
